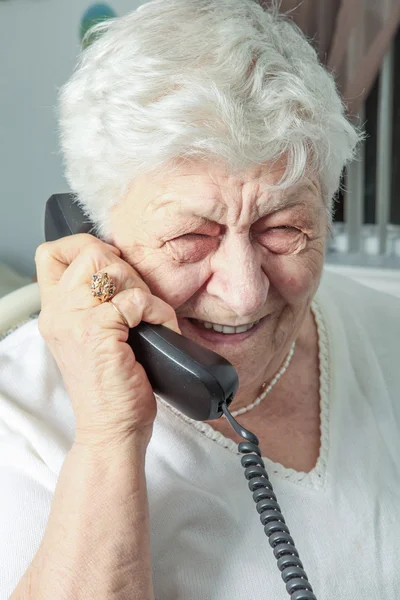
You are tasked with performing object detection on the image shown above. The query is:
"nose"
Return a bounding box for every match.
[206,234,269,319]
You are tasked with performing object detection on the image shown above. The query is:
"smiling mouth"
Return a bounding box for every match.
[188,318,261,335]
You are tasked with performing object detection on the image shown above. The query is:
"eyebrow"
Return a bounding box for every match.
[152,181,320,221]
[256,183,320,216]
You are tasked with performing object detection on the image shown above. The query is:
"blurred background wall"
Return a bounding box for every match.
[0,0,143,279]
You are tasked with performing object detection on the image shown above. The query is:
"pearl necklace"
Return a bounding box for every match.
[229,342,296,417]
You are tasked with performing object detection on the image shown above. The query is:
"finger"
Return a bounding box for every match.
[100,287,181,334]
[35,234,121,301]
[58,244,148,298]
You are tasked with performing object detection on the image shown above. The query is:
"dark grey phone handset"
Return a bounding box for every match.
[45,193,318,600]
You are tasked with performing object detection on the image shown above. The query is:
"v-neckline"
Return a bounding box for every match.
[158,294,332,490]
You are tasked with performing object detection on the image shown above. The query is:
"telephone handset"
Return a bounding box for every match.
[44,193,318,599]
[45,193,238,421]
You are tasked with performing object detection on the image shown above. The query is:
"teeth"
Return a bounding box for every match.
[195,319,260,334]
[235,324,250,333]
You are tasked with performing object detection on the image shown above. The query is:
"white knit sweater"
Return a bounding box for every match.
[0,270,399,600]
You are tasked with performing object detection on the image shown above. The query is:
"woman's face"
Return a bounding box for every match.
[109,160,328,390]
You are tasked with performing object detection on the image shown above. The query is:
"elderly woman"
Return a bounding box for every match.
[1,1,399,599]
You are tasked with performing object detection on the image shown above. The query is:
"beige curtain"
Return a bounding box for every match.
[262,0,400,117]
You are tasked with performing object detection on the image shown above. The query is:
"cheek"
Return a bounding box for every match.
[136,260,210,310]
[267,248,324,303]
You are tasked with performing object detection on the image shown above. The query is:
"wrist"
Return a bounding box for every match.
[73,425,153,462]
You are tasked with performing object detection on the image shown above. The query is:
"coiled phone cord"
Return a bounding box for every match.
[222,402,318,600]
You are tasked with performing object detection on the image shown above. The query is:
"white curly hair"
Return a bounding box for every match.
[58,0,362,240]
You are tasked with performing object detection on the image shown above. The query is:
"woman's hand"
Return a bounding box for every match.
[35,233,180,449]
[9,234,166,600]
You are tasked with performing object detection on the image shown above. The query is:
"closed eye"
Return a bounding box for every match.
[179,233,212,239]
[256,226,308,255]
[165,233,219,263]
[270,226,299,231]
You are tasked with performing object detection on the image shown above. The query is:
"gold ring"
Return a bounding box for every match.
[110,300,129,328]
[90,272,116,303]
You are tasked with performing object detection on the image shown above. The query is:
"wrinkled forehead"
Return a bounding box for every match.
[109,159,326,246]
[153,158,319,190]
[138,159,322,218]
